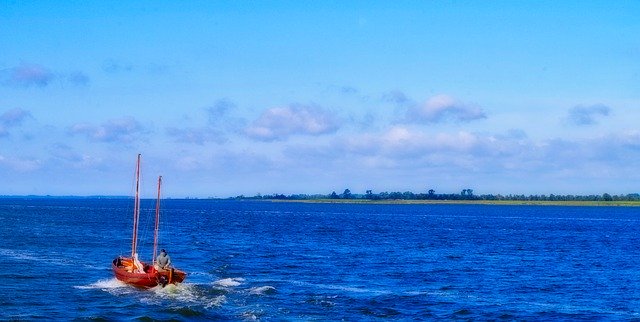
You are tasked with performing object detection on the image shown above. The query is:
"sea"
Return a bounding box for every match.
[1,198,640,321]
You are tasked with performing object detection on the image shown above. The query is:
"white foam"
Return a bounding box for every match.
[248,286,276,295]
[151,282,193,298]
[204,295,227,309]
[75,278,127,290]
[214,277,245,287]
[241,310,263,320]
[152,283,226,309]
[79,278,227,309]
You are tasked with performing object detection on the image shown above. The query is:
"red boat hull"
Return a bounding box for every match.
[112,257,186,288]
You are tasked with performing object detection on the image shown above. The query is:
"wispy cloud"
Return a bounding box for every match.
[166,99,241,145]
[207,99,235,125]
[0,154,41,172]
[68,117,144,143]
[0,108,32,137]
[102,60,134,73]
[66,72,90,86]
[338,126,487,158]
[619,130,640,150]
[565,104,611,126]
[1,63,90,87]
[48,143,84,163]
[102,59,167,74]
[1,64,54,87]
[246,104,340,141]
[47,143,103,169]
[406,94,486,123]
[325,84,360,96]
[166,127,226,145]
[337,86,358,95]
[382,90,413,106]
[1,108,32,127]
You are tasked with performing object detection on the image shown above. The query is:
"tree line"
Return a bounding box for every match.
[237,189,640,202]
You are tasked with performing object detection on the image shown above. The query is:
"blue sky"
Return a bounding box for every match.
[1,1,639,198]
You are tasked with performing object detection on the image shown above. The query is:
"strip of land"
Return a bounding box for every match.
[266,199,640,207]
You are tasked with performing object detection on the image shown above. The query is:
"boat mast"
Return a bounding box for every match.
[152,175,162,264]
[131,153,141,258]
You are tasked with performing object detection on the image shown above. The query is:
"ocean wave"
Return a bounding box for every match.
[0,248,41,262]
[214,277,245,287]
[291,280,392,295]
[0,248,103,270]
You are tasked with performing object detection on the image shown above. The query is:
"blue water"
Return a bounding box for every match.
[1,198,640,320]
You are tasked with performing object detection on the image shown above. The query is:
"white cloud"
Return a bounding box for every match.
[407,94,486,123]
[246,104,340,141]
[68,117,144,143]
[340,127,487,157]
[243,125,630,195]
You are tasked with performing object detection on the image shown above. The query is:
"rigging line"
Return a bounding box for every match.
[120,157,138,257]
[131,153,142,258]
[153,175,162,264]
[156,176,170,249]
[138,200,154,260]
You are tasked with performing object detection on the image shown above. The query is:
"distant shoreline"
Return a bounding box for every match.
[265,199,640,207]
[2,195,639,207]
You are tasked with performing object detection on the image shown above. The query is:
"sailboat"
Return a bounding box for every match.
[112,154,186,288]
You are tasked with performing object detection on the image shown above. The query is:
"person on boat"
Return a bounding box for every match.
[155,249,172,271]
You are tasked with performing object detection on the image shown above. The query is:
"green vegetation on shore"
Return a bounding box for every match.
[271,199,640,207]
[236,189,640,206]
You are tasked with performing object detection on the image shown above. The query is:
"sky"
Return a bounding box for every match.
[1,1,639,198]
